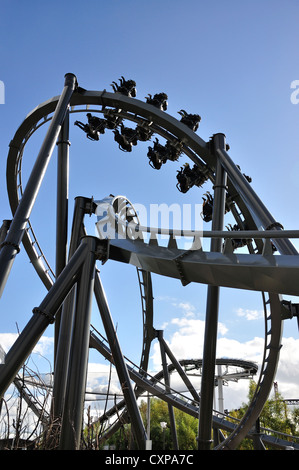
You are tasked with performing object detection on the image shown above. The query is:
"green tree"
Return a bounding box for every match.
[93,381,299,450]
[140,398,198,450]
[229,380,299,449]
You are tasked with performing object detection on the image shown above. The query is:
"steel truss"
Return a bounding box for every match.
[1,74,299,450]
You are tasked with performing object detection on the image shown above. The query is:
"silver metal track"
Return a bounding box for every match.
[4,84,298,449]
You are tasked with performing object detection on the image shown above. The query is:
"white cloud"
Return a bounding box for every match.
[217,336,264,363]
[32,336,54,357]
[87,362,121,393]
[236,308,264,321]
[0,333,18,356]
[275,337,299,388]
[1,303,298,419]
[149,302,299,411]
[0,333,54,359]
[172,301,196,317]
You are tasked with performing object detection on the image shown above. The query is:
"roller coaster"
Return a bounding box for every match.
[0,73,299,450]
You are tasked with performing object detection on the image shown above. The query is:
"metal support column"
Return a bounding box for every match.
[0,240,88,399]
[146,394,152,450]
[55,111,71,355]
[252,418,266,450]
[213,364,224,447]
[0,73,77,298]
[159,334,200,403]
[0,220,11,245]
[216,146,298,255]
[217,364,224,414]
[59,237,97,450]
[94,272,147,450]
[157,330,179,450]
[198,134,227,450]
[52,197,93,421]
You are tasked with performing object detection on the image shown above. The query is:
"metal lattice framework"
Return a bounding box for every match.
[0,73,299,450]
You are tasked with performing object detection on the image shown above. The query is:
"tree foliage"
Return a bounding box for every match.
[139,398,198,450]
[99,383,299,450]
[99,398,199,450]
[229,380,299,450]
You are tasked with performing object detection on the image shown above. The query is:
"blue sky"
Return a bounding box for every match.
[1,0,299,411]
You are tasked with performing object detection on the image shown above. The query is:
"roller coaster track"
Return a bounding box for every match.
[89,328,299,450]
[93,194,155,374]
[3,81,299,449]
[89,325,258,437]
[95,197,294,449]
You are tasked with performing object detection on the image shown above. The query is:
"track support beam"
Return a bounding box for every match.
[52,197,93,424]
[0,238,90,399]
[94,273,148,450]
[157,330,179,450]
[59,236,97,450]
[198,133,227,450]
[55,110,71,356]
[0,73,77,298]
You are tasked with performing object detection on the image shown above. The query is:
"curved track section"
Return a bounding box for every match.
[93,335,258,436]
[94,197,288,448]
[7,88,298,285]
[95,194,155,372]
[89,327,299,450]
[96,197,299,296]
[5,84,299,449]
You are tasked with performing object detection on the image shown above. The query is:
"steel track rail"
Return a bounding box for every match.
[94,352,258,429]
[90,328,299,450]
[4,85,297,449]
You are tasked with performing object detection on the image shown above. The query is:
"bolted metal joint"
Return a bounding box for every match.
[84,197,97,216]
[0,240,21,253]
[32,307,55,324]
[281,299,299,328]
[95,239,109,264]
